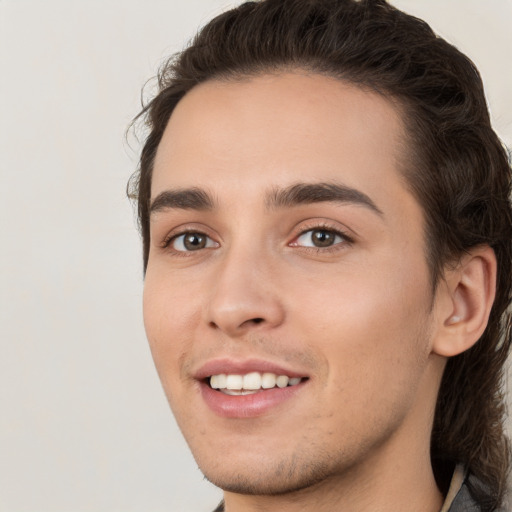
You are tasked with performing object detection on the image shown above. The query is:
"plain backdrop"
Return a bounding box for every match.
[1,1,511,511]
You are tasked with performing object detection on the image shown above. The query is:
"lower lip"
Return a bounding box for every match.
[199,381,305,418]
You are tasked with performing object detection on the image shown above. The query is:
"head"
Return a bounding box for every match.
[129,0,512,507]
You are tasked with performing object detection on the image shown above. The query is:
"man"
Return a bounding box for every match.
[128,0,512,510]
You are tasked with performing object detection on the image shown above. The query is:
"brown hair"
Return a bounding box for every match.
[128,0,512,507]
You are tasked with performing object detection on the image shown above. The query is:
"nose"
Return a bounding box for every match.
[205,248,285,337]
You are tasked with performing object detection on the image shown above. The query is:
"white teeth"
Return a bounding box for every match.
[243,372,262,390]
[210,374,226,389]
[223,389,259,396]
[261,373,276,389]
[276,375,289,388]
[209,372,304,392]
[225,374,243,390]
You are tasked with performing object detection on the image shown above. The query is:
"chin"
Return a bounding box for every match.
[202,463,331,496]
[194,445,353,496]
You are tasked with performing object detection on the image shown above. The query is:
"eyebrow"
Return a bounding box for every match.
[150,187,215,214]
[266,182,383,216]
[149,181,382,217]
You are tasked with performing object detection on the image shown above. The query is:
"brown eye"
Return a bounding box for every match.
[311,230,336,247]
[184,233,206,250]
[171,232,216,251]
[295,229,344,248]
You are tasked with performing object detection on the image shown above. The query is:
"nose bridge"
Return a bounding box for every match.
[206,234,284,336]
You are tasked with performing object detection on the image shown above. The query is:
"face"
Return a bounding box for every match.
[144,72,442,495]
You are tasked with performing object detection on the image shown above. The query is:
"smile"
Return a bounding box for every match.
[209,372,303,395]
[196,361,309,418]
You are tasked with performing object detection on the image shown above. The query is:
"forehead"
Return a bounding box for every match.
[151,72,415,220]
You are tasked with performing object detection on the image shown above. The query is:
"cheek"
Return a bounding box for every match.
[142,266,202,391]
[290,256,429,337]
[286,256,432,400]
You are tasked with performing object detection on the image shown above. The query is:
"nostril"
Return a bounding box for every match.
[208,316,268,333]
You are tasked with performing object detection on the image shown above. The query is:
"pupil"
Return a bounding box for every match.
[312,230,334,247]
[184,233,206,250]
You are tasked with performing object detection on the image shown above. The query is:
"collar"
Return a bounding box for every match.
[440,464,466,512]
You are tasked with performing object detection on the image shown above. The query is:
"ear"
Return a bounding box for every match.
[432,245,497,358]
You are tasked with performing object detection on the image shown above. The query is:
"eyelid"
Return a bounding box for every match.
[288,221,355,249]
[157,220,353,253]
[160,224,219,250]
[171,232,218,252]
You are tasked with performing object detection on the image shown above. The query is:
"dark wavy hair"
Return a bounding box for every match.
[128,0,512,507]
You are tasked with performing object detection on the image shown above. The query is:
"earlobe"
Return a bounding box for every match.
[432,246,497,358]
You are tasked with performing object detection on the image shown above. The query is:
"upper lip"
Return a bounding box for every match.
[194,358,309,380]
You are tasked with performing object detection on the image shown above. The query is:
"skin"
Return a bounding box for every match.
[143,72,478,512]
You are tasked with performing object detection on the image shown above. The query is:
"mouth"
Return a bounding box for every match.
[208,371,305,395]
[196,360,309,418]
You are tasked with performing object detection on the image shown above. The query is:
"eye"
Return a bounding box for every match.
[294,228,346,248]
[170,232,217,252]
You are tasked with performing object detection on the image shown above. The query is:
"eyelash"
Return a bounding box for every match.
[161,230,216,250]
[291,223,354,252]
[161,223,353,254]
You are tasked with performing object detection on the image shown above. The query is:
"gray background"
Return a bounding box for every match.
[1,1,511,511]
